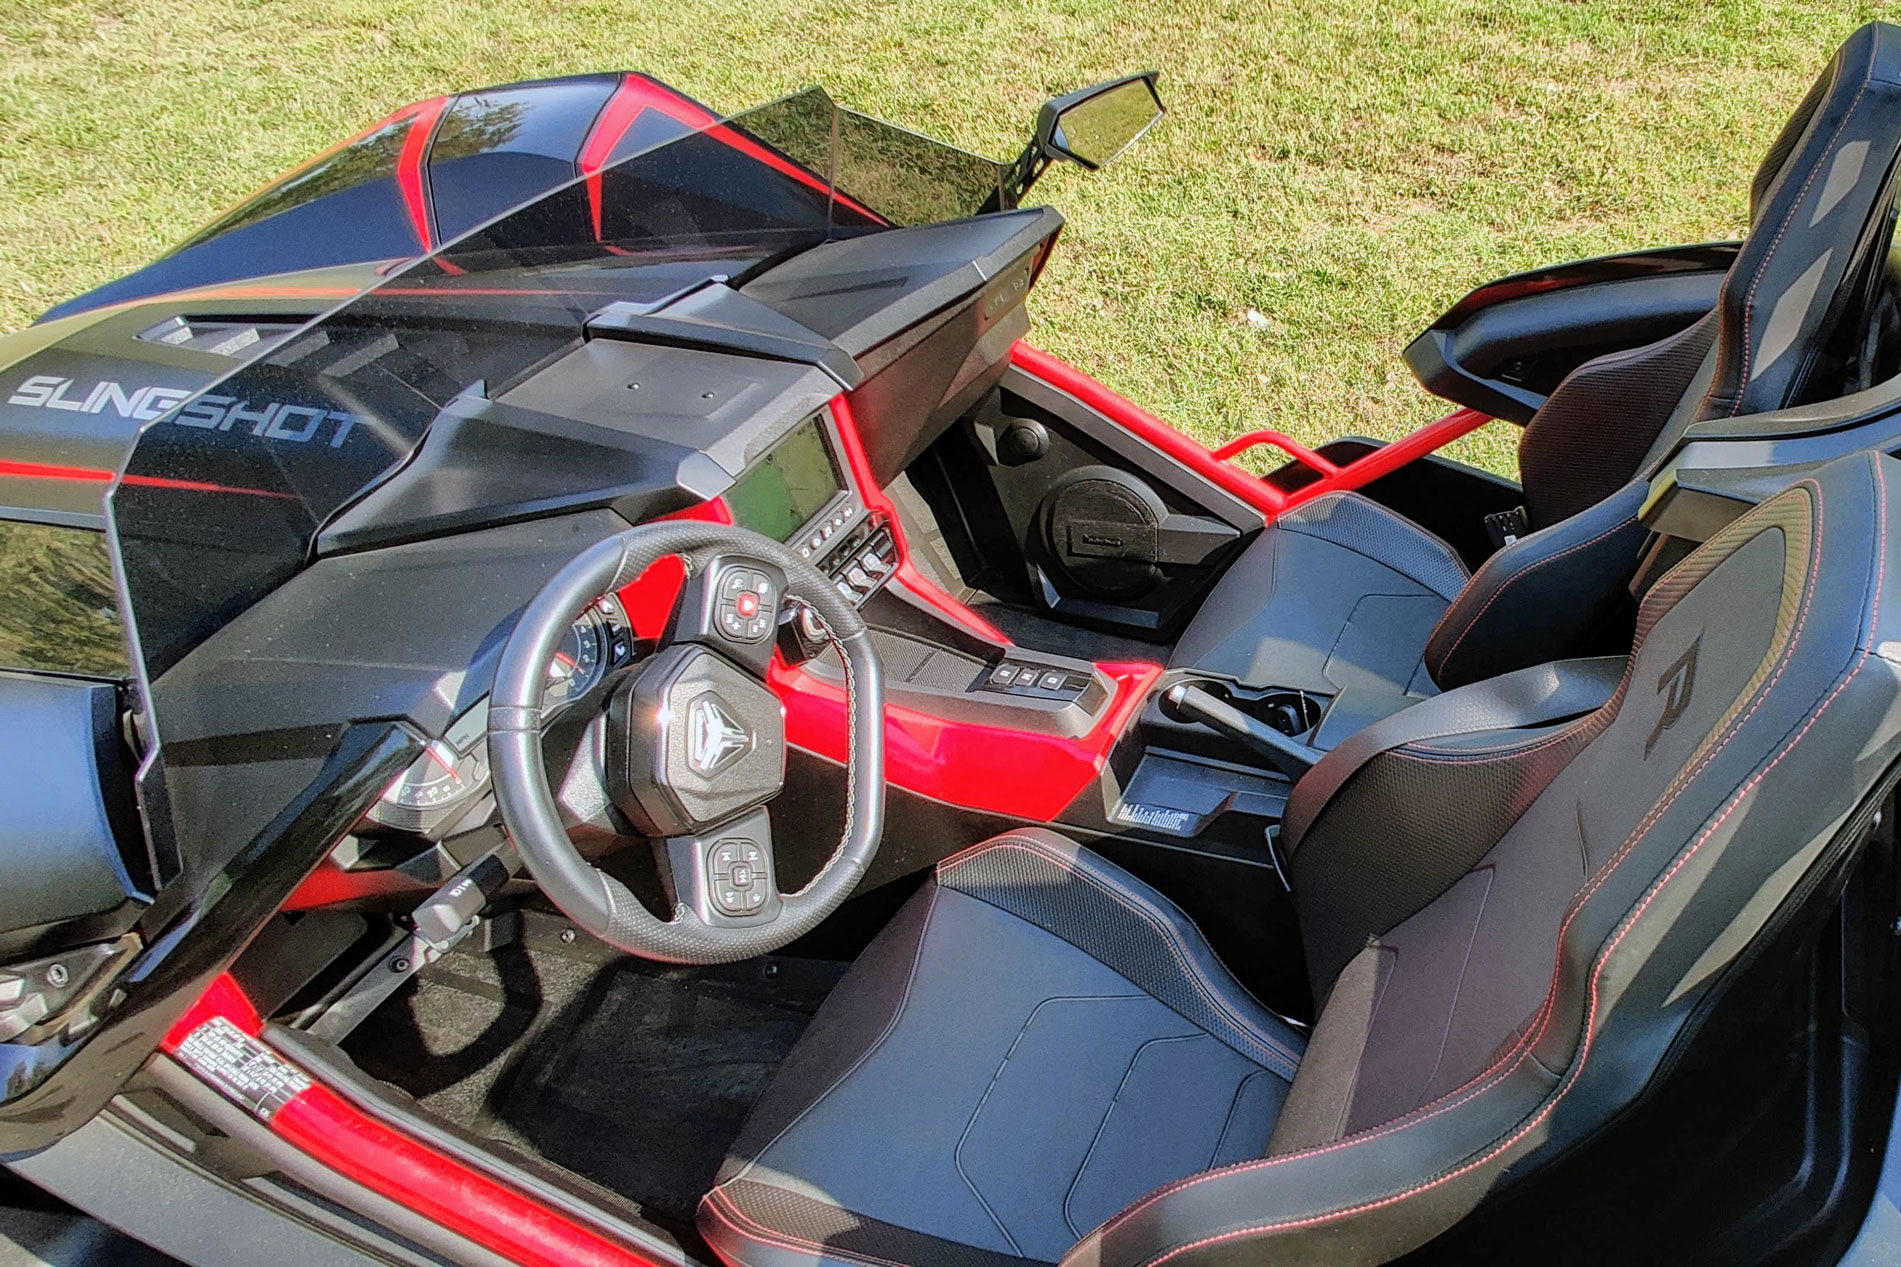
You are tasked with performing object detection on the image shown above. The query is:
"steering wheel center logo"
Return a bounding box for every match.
[687,692,753,777]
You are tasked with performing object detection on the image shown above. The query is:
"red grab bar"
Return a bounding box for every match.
[1008,343,1495,521]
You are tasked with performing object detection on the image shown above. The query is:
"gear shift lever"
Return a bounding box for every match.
[1163,682,1321,781]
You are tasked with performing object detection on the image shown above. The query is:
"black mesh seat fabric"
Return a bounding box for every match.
[1172,20,1901,697]
[704,449,1901,1267]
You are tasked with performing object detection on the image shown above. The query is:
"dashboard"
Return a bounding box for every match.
[729,412,897,609]
[365,592,637,837]
[726,418,844,544]
[362,411,885,842]
[126,207,1070,916]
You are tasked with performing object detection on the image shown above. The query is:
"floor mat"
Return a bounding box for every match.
[343,920,846,1234]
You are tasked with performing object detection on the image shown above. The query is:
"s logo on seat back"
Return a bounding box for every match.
[1646,634,1702,758]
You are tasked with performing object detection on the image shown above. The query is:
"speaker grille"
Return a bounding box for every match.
[1043,477,1162,600]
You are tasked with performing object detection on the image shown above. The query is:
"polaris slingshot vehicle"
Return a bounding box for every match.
[11,22,1901,1267]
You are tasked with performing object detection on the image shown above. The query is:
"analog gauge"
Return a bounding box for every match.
[543,611,606,709]
[383,740,490,811]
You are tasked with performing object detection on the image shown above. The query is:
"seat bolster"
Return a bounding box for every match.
[1517,309,1720,528]
[1282,658,1624,1000]
[1272,492,1470,601]
[937,829,1303,1078]
[1423,481,1651,691]
[704,1179,1044,1267]
[1283,656,1627,846]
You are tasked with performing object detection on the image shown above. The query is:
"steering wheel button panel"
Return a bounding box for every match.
[715,567,778,644]
[698,821,777,918]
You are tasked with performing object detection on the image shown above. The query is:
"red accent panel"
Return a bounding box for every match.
[163,975,666,1266]
[1008,343,1495,521]
[578,76,719,239]
[161,973,261,1050]
[0,458,296,500]
[394,96,450,252]
[773,658,1161,820]
[826,396,1008,644]
[283,859,437,911]
[272,1088,649,1267]
[614,498,733,639]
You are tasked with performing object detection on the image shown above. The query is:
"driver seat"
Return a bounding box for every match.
[701,450,1901,1267]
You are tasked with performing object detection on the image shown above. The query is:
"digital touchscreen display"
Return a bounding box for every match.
[726,417,844,542]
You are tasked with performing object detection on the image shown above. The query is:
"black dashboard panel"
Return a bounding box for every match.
[317,340,839,555]
[741,209,1060,358]
[150,509,632,881]
[744,208,1062,485]
[319,212,1062,557]
[131,205,1069,876]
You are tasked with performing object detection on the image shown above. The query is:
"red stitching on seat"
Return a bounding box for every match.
[1138,646,1875,1265]
[1082,472,1873,1256]
[1400,716,1605,760]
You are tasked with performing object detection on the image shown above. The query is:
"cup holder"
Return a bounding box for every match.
[1169,679,1324,738]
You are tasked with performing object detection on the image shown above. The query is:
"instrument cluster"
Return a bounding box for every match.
[366,593,635,837]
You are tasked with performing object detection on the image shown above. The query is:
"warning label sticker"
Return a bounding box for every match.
[173,1017,312,1121]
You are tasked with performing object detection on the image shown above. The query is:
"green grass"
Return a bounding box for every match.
[0,0,1887,474]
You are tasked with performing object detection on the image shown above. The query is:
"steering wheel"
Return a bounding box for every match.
[487,521,885,964]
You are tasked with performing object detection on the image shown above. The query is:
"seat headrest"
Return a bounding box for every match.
[1704,21,1901,420]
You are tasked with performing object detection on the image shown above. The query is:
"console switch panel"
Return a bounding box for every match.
[982,662,1092,702]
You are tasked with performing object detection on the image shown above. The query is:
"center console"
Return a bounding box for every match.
[747,385,1400,1020]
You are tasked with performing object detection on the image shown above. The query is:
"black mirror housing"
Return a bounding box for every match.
[998,71,1165,208]
[1035,71,1166,170]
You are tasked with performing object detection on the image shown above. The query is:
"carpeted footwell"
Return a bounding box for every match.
[341,919,846,1237]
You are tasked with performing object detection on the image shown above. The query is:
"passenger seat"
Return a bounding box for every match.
[1173,20,1901,697]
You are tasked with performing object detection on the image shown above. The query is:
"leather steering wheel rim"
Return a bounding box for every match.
[487,520,885,964]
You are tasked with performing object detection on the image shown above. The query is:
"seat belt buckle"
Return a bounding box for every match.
[1484,506,1529,550]
[1265,824,1293,893]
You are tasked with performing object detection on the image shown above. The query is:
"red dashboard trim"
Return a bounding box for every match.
[827,395,1008,644]
[614,498,733,639]
[773,657,1160,821]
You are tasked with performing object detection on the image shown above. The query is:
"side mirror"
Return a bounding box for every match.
[1001,71,1164,206]
[1036,72,1165,170]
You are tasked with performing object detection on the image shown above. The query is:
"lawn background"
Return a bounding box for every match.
[2,0,1889,474]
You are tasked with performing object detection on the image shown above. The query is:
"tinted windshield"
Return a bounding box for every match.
[108,88,1006,680]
